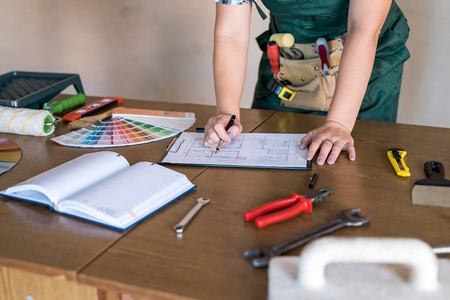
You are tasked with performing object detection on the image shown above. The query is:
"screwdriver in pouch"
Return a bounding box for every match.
[316,37,330,73]
[267,41,280,74]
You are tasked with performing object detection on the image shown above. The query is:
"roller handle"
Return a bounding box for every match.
[43,93,86,114]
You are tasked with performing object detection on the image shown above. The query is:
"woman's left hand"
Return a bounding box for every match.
[300,120,356,165]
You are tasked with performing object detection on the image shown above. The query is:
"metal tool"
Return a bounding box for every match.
[280,47,304,59]
[412,161,450,208]
[173,197,210,234]
[244,208,372,267]
[244,188,332,228]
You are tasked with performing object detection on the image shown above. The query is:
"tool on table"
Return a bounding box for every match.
[43,93,86,114]
[62,97,124,122]
[316,37,330,73]
[244,188,333,228]
[0,137,22,176]
[174,197,210,235]
[267,79,297,101]
[67,108,114,129]
[267,41,281,74]
[0,106,56,136]
[308,173,318,188]
[244,208,371,267]
[215,114,236,153]
[387,148,410,177]
[412,161,450,208]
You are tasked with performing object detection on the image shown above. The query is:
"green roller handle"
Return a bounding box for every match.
[43,93,86,114]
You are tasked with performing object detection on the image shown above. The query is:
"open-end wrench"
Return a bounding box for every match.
[174,197,210,234]
[244,208,372,267]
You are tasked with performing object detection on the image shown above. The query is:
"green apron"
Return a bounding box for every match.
[252,0,410,122]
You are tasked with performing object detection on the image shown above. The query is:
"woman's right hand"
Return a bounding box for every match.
[203,114,242,148]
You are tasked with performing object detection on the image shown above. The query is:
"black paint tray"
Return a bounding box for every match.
[0,71,85,109]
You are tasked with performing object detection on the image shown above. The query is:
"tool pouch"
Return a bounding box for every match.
[273,37,344,111]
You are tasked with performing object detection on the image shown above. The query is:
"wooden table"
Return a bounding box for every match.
[0,96,449,300]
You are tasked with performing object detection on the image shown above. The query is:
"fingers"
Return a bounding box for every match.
[307,139,355,165]
[305,138,322,161]
[203,130,220,148]
[300,133,313,150]
[324,140,344,165]
[316,139,335,165]
[203,114,242,148]
[347,144,356,161]
[301,124,356,165]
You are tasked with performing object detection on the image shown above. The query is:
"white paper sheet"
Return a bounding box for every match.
[161,132,310,169]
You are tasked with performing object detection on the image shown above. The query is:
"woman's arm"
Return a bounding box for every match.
[300,0,392,165]
[203,2,251,147]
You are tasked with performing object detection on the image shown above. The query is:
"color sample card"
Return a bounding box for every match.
[51,114,195,148]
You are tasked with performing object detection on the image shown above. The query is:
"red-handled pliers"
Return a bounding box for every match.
[244,188,333,228]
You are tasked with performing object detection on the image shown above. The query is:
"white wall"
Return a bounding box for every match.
[0,0,448,128]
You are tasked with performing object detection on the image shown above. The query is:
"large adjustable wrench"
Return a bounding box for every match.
[244,208,372,267]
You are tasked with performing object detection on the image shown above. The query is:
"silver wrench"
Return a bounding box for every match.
[174,197,210,234]
[244,208,372,267]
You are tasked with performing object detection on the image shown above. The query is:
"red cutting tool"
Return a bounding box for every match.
[244,188,332,228]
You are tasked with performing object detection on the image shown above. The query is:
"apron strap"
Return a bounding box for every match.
[251,0,267,20]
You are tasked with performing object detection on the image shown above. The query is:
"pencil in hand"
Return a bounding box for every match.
[215,115,236,153]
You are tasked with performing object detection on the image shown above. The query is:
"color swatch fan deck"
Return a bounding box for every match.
[51,109,195,148]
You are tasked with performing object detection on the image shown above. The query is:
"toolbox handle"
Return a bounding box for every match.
[297,237,439,291]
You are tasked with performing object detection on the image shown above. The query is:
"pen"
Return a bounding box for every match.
[165,138,177,155]
[308,173,318,188]
[215,115,236,154]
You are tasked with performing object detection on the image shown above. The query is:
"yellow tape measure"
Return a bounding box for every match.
[387,148,410,177]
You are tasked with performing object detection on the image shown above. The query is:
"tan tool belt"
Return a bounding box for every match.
[276,36,344,111]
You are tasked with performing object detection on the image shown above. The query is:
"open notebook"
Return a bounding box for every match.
[0,151,196,230]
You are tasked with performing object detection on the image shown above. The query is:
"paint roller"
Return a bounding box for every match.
[0,106,55,136]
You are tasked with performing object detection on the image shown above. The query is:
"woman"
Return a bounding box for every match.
[203,0,409,165]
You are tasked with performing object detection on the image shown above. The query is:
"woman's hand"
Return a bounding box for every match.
[300,120,356,165]
[203,114,242,148]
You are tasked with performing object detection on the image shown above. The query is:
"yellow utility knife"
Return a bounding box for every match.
[387,148,411,177]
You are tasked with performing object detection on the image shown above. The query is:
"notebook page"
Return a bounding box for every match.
[4,151,129,205]
[59,162,194,226]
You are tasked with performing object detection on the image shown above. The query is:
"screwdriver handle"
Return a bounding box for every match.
[267,41,280,74]
[316,37,330,72]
